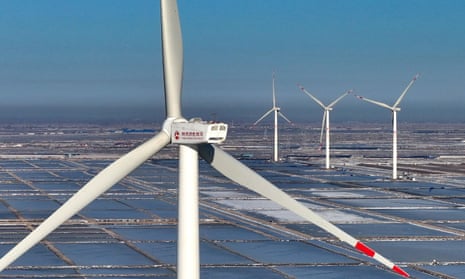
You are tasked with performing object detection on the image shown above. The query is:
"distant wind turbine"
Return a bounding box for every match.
[254,72,292,162]
[298,85,351,169]
[355,74,420,179]
[0,1,410,278]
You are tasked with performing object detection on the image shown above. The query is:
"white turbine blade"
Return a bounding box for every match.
[298,84,326,109]
[272,72,277,108]
[278,111,292,124]
[254,108,274,125]
[354,94,393,110]
[0,132,171,271]
[197,144,409,278]
[319,111,327,145]
[328,89,351,108]
[392,73,420,108]
[161,0,183,118]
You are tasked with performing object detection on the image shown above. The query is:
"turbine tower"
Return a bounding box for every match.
[298,85,351,169]
[355,74,420,179]
[0,1,410,278]
[254,72,292,162]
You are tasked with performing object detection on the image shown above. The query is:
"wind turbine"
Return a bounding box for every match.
[0,1,410,278]
[298,85,351,169]
[355,74,420,180]
[254,72,292,162]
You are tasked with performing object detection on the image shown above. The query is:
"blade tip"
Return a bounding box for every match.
[393,265,410,278]
[356,241,409,278]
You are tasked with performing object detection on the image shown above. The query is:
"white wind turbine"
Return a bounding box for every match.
[0,1,410,278]
[254,72,292,162]
[298,85,351,169]
[355,74,419,180]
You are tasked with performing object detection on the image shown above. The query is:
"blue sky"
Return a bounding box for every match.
[0,0,464,122]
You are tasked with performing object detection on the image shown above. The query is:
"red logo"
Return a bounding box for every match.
[174,130,180,140]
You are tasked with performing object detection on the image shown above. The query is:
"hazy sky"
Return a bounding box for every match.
[1,0,464,123]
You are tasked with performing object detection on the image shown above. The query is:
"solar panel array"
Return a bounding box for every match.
[0,158,464,278]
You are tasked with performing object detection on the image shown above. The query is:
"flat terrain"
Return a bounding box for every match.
[0,122,464,278]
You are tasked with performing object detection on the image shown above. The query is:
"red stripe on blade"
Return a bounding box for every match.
[393,265,410,278]
[355,241,375,257]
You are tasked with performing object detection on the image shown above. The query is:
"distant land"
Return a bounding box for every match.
[0,103,463,124]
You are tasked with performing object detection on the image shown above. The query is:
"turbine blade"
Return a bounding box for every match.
[161,0,183,118]
[328,89,351,108]
[392,73,420,108]
[0,132,171,271]
[354,94,393,110]
[319,111,326,145]
[197,144,409,278]
[278,111,292,124]
[254,108,274,125]
[272,72,277,108]
[298,84,326,109]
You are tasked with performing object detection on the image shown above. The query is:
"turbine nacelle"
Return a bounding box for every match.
[171,119,228,144]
